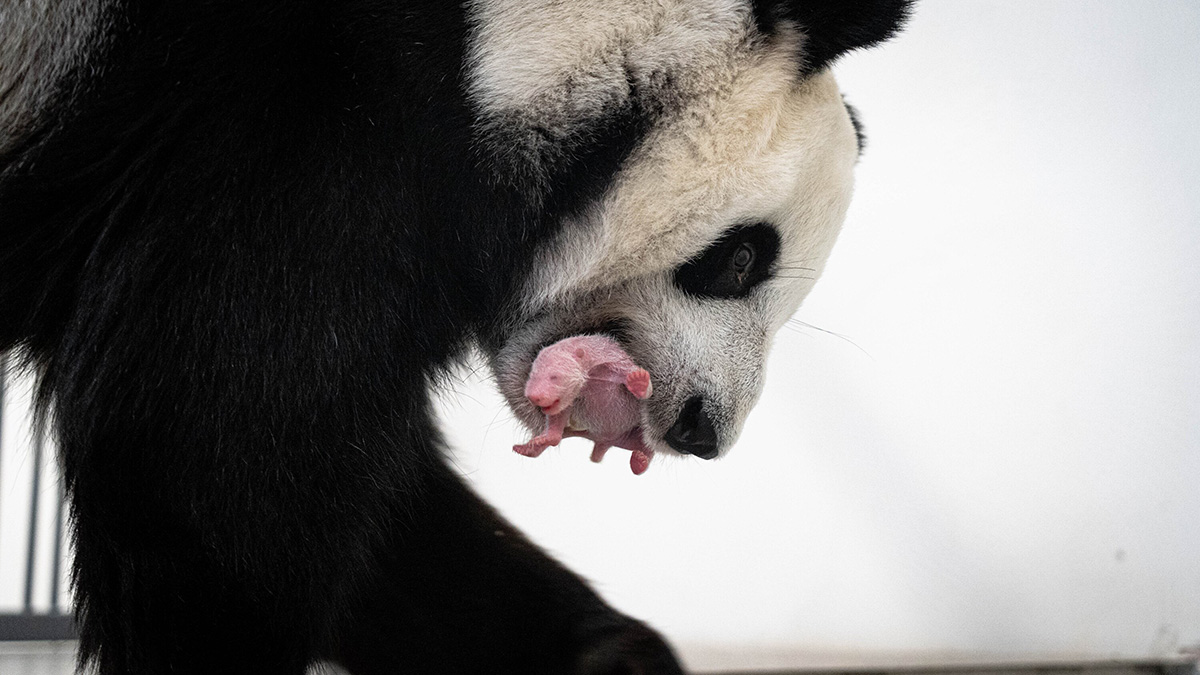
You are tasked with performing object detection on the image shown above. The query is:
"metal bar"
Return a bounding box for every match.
[0,614,78,641]
[50,477,65,614]
[23,424,43,613]
[0,354,7,529]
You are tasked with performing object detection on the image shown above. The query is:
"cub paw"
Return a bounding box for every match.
[512,436,556,457]
[624,369,652,400]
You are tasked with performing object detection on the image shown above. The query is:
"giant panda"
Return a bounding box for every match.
[0,1,911,673]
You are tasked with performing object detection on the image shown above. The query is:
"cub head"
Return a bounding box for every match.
[473,0,912,463]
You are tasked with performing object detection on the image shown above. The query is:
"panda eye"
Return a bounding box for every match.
[732,243,755,277]
[673,223,780,299]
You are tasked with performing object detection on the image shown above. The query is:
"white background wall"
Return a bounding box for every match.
[0,367,70,615]
[440,0,1200,665]
[2,0,1197,667]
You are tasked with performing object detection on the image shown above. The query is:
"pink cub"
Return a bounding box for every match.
[513,335,655,474]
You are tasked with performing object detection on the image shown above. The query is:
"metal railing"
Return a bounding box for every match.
[0,354,76,640]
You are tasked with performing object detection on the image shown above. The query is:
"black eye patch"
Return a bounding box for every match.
[673,223,780,299]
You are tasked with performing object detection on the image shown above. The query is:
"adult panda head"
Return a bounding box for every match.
[474,0,912,464]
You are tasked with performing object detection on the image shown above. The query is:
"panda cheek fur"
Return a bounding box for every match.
[609,284,763,456]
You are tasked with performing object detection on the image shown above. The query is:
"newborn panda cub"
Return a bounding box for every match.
[513,335,655,474]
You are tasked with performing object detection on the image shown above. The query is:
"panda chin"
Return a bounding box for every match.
[499,323,668,473]
[492,315,636,409]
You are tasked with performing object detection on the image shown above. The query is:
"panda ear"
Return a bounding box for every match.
[751,0,914,74]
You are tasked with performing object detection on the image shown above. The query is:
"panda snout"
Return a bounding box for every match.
[663,395,719,459]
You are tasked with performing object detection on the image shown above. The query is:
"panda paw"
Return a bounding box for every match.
[571,620,685,675]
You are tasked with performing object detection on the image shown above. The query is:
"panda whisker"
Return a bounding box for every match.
[464,359,495,382]
[481,405,510,452]
[786,318,873,358]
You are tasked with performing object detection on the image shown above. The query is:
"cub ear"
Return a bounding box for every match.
[751,0,914,74]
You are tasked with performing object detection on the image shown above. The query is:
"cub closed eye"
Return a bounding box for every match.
[673,223,780,299]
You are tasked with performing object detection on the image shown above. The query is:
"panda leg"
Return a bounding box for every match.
[590,442,612,463]
[513,410,569,457]
[330,460,683,675]
[68,498,312,675]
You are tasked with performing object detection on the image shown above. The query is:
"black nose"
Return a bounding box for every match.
[664,396,718,459]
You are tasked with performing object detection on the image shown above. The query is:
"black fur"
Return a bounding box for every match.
[844,99,868,156]
[1,3,670,673]
[0,1,910,673]
[751,0,914,74]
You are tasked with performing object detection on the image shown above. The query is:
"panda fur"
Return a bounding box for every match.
[0,1,910,673]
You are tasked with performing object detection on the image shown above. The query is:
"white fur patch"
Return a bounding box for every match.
[464,0,761,191]
[466,0,753,133]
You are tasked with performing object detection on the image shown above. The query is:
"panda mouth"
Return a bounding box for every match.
[534,317,634,356]
[514,319,659,474]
